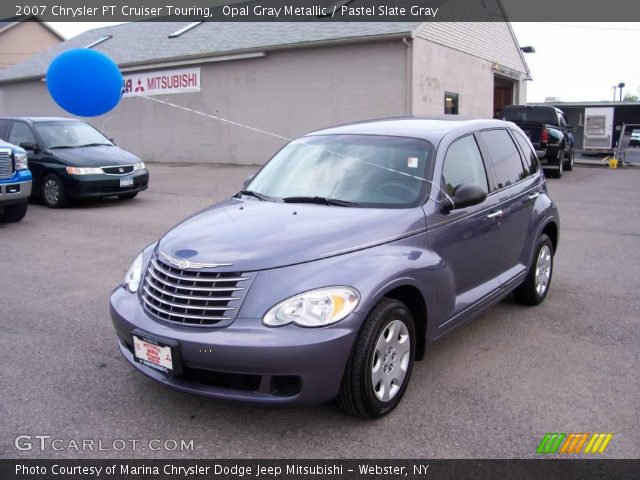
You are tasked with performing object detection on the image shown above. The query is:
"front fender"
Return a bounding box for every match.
[237,232,439,331]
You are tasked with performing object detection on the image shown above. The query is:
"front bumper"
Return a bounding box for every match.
[110,286,360,406]
[0,170,32,207]
[65,170,149,199]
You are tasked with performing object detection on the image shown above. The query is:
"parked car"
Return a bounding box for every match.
[502,105,574,178]
[0,140,31,222]
[0,117,149,208]
[110,118,559,418]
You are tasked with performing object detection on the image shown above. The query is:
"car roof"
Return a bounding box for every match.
[0,117,81,123]
[306,117,518,145]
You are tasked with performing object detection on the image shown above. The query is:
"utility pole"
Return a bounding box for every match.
[618,82,625,101]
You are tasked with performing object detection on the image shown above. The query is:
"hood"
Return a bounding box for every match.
[48,145,140,167]
[157,198,426,272]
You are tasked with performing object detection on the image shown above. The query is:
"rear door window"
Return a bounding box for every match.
[479,129,527,191]
[512,130,540,176]
[441,134,489,197]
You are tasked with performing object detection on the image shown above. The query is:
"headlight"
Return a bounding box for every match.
[124,252,144,293]
[66,166,102,175]
[263,287,360,328]
[14,152,28,171]
[133,162,145,171]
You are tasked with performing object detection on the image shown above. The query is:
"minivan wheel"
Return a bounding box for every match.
[42,174,68,208]
[337,298,415,419]
[514,234,554,306]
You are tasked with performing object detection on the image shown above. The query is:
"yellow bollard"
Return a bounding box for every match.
[608,158,618,169]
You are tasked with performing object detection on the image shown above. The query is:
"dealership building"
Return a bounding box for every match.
[0,18,530,165]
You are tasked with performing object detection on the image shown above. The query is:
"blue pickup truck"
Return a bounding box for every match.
[0,140,31,222]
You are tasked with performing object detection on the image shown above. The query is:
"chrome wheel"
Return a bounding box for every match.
[535,245,552,295]
[43,178,60,206]
[371,319,411,402]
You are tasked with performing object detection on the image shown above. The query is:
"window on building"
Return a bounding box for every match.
[444,92,459,115]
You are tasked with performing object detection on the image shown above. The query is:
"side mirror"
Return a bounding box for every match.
[441,183,487,213]
[20,142,37,152]
[243,174,255,188]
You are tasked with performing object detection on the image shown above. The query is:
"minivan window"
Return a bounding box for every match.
[479,129,526,190]
[247,135,434,208]
[441,134,488,196]
[512,130,539,176]
[33,121,112,148]
[8,122,36,146]
[0,119,11,140]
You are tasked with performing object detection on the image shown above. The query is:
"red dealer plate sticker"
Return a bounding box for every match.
[132,334,174,374]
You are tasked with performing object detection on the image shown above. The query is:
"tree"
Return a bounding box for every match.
[623,93,639,102]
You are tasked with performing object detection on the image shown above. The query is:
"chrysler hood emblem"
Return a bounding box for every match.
[159,251,232,270]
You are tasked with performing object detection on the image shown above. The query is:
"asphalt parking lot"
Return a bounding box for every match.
[1,164,638,459]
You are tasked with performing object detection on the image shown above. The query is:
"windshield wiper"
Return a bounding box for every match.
[76,143,112,147]
[236,189,276,202]
[282,196,362,207]
[48,145,75,149]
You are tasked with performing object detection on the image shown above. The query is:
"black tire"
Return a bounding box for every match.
[337,298,415,419]
[1,201,28,222]
[41,174,68,208]
[550,149,564,178]
[564,148,574,171]
[117,192,138,200]
[514,234,554,306]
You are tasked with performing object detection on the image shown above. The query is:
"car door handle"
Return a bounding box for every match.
[527,192,540,200]
[487,210,503,219]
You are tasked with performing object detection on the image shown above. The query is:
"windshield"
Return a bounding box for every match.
[247,135,434,208]
[34,121,112,148]
[503,107,557,125]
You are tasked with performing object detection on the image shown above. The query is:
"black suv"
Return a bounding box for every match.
[0,117,149,207]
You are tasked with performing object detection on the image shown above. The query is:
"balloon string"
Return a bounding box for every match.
[140,95,292,141]
[138,95,453,205]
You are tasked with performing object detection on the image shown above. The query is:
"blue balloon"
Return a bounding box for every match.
[46,49,123,117]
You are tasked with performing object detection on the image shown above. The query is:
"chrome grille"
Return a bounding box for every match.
[102,165,134,175]
[141,255,251,327]
[0,149,13,179]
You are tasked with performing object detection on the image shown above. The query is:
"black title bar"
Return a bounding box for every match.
[5,0,640,22]
[2,459,640,480]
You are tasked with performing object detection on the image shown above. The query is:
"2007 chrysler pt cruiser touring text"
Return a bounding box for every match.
[110,118,559,418]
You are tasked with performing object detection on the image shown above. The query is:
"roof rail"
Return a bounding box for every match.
[85,35,112,49]
[168,22,203,38]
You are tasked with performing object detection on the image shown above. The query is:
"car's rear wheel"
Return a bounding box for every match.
[564,148,574,171]
[42,174,68,208]
[514,234,554,306]
[337,298,415,418]
[551,149,564,178]
[117,192,138,200]
[1,201,28,222]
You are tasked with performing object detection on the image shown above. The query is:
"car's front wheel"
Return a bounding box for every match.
[338,298,415,418]
[42,174,68,208]
[514,234,554,306]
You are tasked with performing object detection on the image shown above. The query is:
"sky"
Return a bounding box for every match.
[47,22,640,103]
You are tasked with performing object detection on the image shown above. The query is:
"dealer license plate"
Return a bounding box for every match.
[120,177,134,188]
[132,333,175,374]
